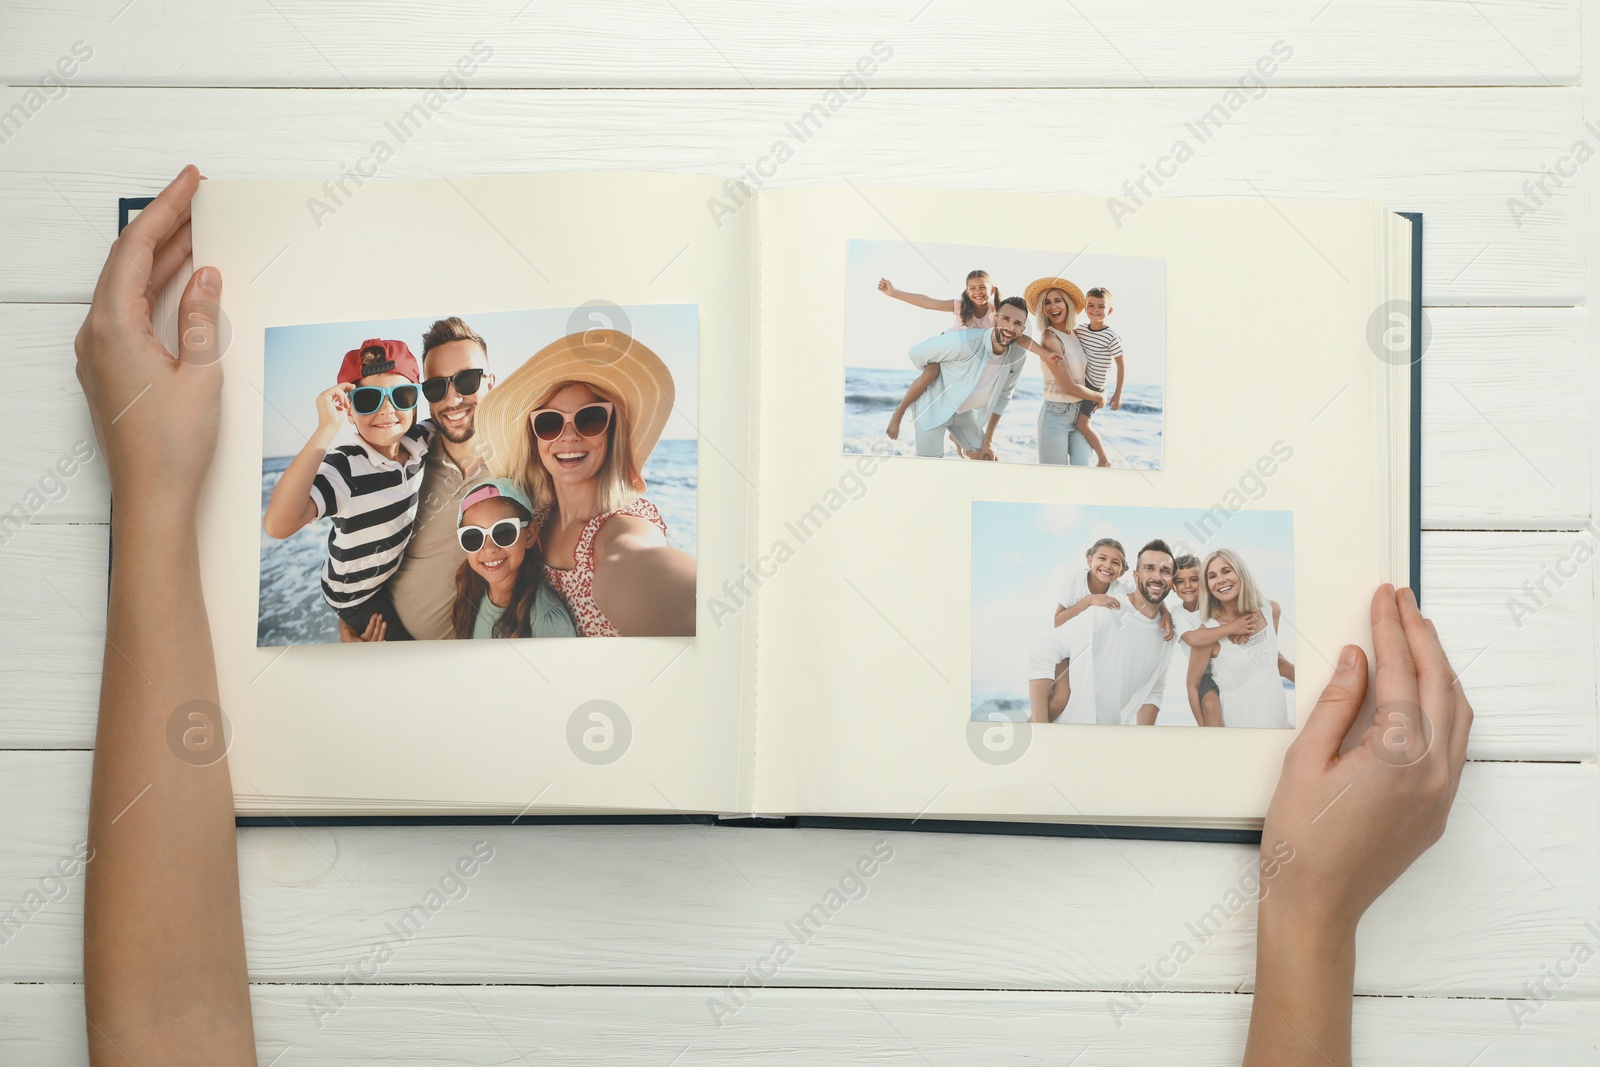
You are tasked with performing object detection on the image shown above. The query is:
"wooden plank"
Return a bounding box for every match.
[0,87,1584,305]
[6,982,1599,1067]
[0,0,1580,88]
[0,753,1594,997]
[1423,307,1589,528]
[5,515,1586,756]
[0,305,1587,529]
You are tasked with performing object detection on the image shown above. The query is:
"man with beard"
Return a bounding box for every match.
[903,296,1034,460]
[1050,539,1178,725]
[339,316,494,642]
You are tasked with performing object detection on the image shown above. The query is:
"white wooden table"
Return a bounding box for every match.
[2,3,1597,1062]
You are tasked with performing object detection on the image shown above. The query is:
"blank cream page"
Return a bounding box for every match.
[752,188,1407,826]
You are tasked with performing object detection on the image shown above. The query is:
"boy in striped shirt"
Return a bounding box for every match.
[263,338,433,640]
[1072,286,1126,468]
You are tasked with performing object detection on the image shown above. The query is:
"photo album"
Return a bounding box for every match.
[131,173,1418,836]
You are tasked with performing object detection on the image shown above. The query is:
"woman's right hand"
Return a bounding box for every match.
[1261,585,1471,939]
[877,277,895,296]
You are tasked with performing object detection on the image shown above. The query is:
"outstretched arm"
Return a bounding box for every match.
[78,166,256,1064]
[592,516,698,636]
[878,277,956,312]
[1243,585,1472,1066]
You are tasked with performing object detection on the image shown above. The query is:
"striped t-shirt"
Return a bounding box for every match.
[311,423,433,611]
[1074,324,1124,391]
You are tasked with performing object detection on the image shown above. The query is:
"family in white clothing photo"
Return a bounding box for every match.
[972,503,1296,729]
[843,239,1165,470]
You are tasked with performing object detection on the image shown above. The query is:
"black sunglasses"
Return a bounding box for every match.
[349,384,420,416]
[420,368,486,404]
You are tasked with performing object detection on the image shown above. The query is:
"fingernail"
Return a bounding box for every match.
[195,266,219,294]
[1338,645,1358,670]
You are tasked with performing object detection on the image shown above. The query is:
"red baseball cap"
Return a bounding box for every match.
[337,338,421,385]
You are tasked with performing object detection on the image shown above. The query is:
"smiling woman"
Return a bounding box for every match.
[476,329,698,637]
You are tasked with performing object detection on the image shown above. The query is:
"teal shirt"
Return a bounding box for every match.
[471,583,578,639]
[906,327,1027,432]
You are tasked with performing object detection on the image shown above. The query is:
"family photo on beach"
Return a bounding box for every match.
[843,239,1165,468]
[257,304,699,646]
[972,503,1295,728]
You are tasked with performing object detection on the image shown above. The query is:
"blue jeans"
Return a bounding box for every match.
[1037,401,1092,465]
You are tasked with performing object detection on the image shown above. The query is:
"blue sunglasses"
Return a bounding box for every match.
[349,383,420,416]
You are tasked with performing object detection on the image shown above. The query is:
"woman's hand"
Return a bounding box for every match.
[877,277,895,296]
[74,165,222,525]
[1244,585,1472,1065]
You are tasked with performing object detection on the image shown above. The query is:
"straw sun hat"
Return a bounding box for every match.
[476,329,675,491]
[1022,277,1086,317]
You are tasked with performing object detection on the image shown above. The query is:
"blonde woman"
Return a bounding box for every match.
[1022,277,1108,466]
[477,330,696,637]
[1181,549,1295,728]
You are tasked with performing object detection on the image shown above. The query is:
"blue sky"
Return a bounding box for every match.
[843,238,1166,384]
[971,502,1295,698]
[261,303,698,458]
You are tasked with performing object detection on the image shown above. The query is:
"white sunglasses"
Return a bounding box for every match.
[457,518,529,553]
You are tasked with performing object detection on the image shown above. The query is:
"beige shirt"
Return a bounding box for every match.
[1040,325,1088,404]
[387,430,488,641]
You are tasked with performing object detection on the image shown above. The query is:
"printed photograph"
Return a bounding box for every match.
[972,503,1294,727]
[844,239,1165,468]
[258,304,698,646]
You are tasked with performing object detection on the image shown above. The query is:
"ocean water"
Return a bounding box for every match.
[257,439,699,647]
[844,366,1163,469]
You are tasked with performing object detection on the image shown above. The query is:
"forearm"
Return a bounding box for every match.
[1244,902,1356,1067]
[1279,654,1296,682]
[982,413,1000,449]
[1111,356,1125,398]
[263,436,329,536]
[85,507,254,1062]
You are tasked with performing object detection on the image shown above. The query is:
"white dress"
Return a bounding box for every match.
[1207,605,1290,729]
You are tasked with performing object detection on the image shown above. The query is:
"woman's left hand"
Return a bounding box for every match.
[75,165,223,523]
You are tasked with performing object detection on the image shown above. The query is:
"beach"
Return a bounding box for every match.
[258,439,699,647]
[844,366,1163,469]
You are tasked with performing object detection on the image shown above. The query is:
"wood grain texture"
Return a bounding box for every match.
[0,1,1581,88]
[0,87,1584,305]
[4,520,1587,756]
[0,752,1595,996]
[6,983,1599,1067]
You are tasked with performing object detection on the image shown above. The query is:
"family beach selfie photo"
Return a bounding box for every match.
[257,305,699,644]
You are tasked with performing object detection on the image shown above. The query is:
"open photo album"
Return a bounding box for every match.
[136,173,1417,835]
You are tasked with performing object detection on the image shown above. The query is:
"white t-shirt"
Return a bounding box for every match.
[1059,601,1173,725]
[1155,603,1204,726]
[1057,568,1135,612]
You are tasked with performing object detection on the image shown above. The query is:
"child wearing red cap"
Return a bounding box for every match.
[262,338,434,640]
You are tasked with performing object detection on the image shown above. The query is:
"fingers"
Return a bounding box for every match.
[175,267,224,367]
[1370,582,1421,726]
[1394,585,1455,763]
[96,166,201,310]
[146,219,194,299]
[1293,644,1369,762]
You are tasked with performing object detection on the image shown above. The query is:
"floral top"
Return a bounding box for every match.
[543,497,669,637]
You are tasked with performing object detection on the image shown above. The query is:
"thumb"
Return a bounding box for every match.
[1293,644,1368,761]
[177,266,225,367]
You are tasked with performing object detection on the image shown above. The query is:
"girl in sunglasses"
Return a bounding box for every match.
[262,338,433,640]
[450,478,576,639]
